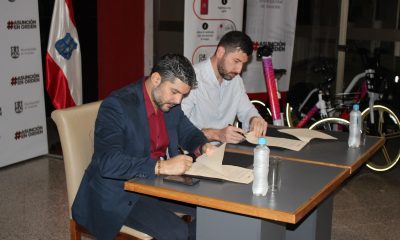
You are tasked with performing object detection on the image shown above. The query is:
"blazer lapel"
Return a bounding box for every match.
[126,81,151,154]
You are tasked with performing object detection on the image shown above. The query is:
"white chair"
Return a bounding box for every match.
[51,101,152,240]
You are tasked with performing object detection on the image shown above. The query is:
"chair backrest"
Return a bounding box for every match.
[51,101,102,216]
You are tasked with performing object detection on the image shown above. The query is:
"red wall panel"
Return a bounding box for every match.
[97,0,145,99]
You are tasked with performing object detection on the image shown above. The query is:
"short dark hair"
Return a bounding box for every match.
[151,53,197,88]
[217,31,253,56]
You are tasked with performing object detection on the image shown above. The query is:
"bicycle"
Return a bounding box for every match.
[249,44,290,127]
[252,45,399,171]
[249,68,287,125]
[251,45,345,130]
[307,48,400,171]
[285,58,347,130]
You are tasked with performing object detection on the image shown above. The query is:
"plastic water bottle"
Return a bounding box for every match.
[252,137,270,196]
[348,104,361,148]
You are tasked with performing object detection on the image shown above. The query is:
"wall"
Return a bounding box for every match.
[97,0,145,99]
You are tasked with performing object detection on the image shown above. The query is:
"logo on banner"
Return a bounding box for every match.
[10,46,36,58]
[263,0,283,9]
[14,101,23,114]
[216,22,235,41]
[7,19,37,30]
[218,0,231,13]
[21,47,36,56]
[11,46,19,58]
[253,41,286,52]
[11,74,40,86]
[55,33,78,60]
[13,100,40,114]
[14,126,44,140]
[24,100,39,110]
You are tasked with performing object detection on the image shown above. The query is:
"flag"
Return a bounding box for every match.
[46,0,82,109]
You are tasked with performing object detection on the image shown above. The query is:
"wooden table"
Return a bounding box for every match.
[125,159,349,240]
[125,129,383,239]
[226,129,384,173]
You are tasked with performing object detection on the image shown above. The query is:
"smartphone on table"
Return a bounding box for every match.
[163,175,200,186]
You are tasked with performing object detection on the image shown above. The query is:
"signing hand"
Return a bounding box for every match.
[250,116,268,138]
[218,125,245,144]
[201,143,217,156]
[159,155,193,175]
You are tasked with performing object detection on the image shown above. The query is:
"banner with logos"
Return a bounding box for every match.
[0,0,48,167]
[184,0,244,64]
[243,0,298,93]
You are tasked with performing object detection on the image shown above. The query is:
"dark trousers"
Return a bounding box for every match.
[124,195,196,240]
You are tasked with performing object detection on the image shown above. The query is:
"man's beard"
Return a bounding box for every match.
[152,87,175,112]
[217,59,237,80]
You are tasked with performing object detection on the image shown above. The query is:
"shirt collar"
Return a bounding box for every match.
[143,81,157,117]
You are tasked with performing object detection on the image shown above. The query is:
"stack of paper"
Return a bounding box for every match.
[185,143,253,184]
[244,128,337,151]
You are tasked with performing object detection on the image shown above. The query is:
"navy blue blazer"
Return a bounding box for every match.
[72,80,207,240]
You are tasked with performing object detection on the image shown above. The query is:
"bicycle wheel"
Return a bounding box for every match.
[285,103,312,128]
[285,103,295,127]
[285,102,325,128]
[235,100,272,128]
[308,117,350,131]
[362,104,400,171]
[251,100,272,124]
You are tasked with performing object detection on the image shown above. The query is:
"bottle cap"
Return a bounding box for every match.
[258,137,267,145]
[353,104,359,111]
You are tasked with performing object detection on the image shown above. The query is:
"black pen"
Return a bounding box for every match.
[178,145,197,162]
[177,145,186,155]
[228,124,246,137]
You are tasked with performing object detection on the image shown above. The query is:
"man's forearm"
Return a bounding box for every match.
[201,128,221,142]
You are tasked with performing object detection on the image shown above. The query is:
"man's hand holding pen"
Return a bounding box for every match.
[222,116,267,144]
[178,143,216,158]
[219,125,246,144]
[201,143,216,156]
[201,119,267,144]
[162,143,216,175]
[157,155,193,175]
[249,116,268,138]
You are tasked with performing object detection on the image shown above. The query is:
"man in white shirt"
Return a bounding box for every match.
[182,31,268,144]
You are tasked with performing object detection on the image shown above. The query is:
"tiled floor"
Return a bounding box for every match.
[0,156,69,240]
[1,154,400,239]
[331,162,400,240]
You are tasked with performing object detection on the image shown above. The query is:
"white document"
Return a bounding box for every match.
[265,137,308,151]
[278,128,337,142]
[185,143,253,184]
[244,131,308,151]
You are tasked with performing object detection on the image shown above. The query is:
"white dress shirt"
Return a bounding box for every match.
[181,58,260,131]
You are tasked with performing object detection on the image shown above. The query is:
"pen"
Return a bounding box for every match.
[177,145,186,155]
[178,145,197,162]
[228,124,246,137]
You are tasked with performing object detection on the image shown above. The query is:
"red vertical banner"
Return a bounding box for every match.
[97,0,145,99]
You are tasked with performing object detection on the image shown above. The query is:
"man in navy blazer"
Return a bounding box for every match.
[72,54,213,240]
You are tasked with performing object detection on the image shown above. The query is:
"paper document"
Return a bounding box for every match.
[244,129,336,151]
[244,131,308,151]
[278,128,337,142]
[185,143,253,184]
